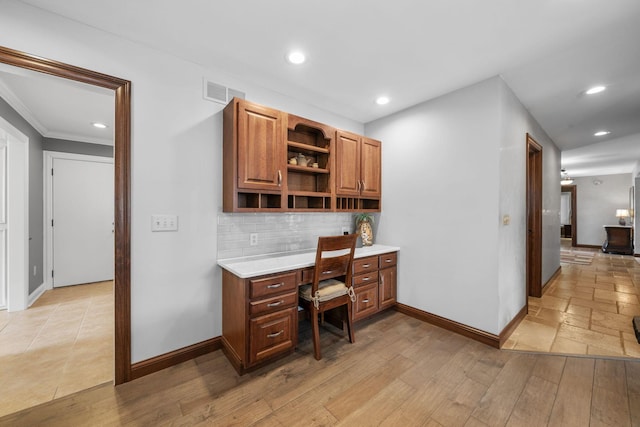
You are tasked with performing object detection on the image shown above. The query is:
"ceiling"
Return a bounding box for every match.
[5,0,640,176]
[0,63,114,146]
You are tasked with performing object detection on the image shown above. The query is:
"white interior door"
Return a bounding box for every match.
[0,138,6,308]
[52,156,113,287]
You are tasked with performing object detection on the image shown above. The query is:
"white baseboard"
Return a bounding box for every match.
[28,282,46,307]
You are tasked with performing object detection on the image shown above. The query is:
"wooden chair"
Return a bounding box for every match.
[299,234,357,360]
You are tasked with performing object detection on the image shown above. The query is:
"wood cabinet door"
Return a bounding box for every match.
[378,266,397,310]
[237,100,284,191]
[360,137,381,198]
[353,282,379,321]
[249,307,297,365]
[336,131,361,196]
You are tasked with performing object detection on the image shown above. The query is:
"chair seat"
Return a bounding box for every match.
[299,279,348,303]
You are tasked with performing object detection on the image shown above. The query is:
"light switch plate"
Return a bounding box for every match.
[152,214,178,231]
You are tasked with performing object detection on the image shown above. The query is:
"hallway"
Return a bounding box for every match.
[0,281,113,417]
[505,244,640,358]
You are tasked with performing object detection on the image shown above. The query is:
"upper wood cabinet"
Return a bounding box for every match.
[335,131,361,196]
[360,137,381,198]
[223,98,285,211]
[236,100,284,191]
[336,132,381,210]
[223,98,381,212]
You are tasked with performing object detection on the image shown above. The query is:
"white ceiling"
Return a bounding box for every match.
[7,0,640,176]
[0,63,114,146]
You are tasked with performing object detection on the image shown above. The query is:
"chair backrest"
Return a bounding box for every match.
[311,234,357,294]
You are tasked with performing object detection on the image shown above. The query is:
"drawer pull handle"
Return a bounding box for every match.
[362,277,370,281]
[363,299,370,303]
[267,301,283,307]
[267,330,284,338]
[385,259,392,263]
[322,270,333,274]
[363,264,370,268]
[267,283,284,289]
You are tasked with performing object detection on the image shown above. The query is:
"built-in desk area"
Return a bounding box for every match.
[217,244,400,374]
[602,225,633,255]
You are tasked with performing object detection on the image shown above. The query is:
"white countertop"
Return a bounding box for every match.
[217,244,400,278]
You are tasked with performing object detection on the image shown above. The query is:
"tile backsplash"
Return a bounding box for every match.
[217,212,355,259]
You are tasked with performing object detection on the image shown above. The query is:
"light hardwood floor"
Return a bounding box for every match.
[0,281,113,417]
[505,243,640,358]
[2,309,640,426]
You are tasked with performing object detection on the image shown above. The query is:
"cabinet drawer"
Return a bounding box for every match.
[353,271,377,287]
[249,291,297,317]
[249,272,297,299]
[379,252,397,268]
[353,282,379,321]
[300,267,314,285]
[249,307,297,365]
[353,256,378,275]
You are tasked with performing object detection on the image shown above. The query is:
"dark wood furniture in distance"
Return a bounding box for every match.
[602,225,633,255]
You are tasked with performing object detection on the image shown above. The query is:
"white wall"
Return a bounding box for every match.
[365,76,560,335]
[366,78,502,334]
[497,79,560,330]
[0,1,363,362]
[574,173,633,246]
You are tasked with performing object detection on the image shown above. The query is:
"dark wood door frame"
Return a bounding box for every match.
[526,133,543,298]
[0,46,132,384]
[561,185,577,247]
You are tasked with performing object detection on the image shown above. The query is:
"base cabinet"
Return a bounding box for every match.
[221,250,398,374]
[221,269,298,374]
[351,252,397,322]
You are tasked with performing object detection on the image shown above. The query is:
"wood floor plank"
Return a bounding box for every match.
[505,375,558,427]
[626,361,640,426]
[590,359,631,427]
[336,378,415,426]
[470,353,537,425]
[2,310,640,426]
[547,357,595,427]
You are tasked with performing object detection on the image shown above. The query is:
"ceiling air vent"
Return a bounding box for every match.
[203,79,245,104]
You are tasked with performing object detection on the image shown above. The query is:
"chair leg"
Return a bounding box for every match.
[311,306,322,360]
[346,302,355,343]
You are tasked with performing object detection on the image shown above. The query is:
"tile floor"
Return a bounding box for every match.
[0,281,113,417]
[505,241,640,358]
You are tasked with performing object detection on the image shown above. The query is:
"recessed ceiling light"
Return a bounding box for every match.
[585,85,606,95]
[375,96,390,105]
[594,130,610,136]
[286,51,306,65]
[92,122,107,129]
[585,86,607,95]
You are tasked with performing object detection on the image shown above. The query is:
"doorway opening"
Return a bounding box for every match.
[0,45,131,385]
[561,184,577,247]
[526,133,542,298]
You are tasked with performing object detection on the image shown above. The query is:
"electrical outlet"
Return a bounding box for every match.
[151,214,179,231]
[341,226,349,235]
[250,233,258,246]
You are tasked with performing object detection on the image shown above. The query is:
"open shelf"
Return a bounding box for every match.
[336,197,380,212]
[288,194,332,210]
[237,192,282,210]
[287,140,329,155]
[287,165,329,174]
